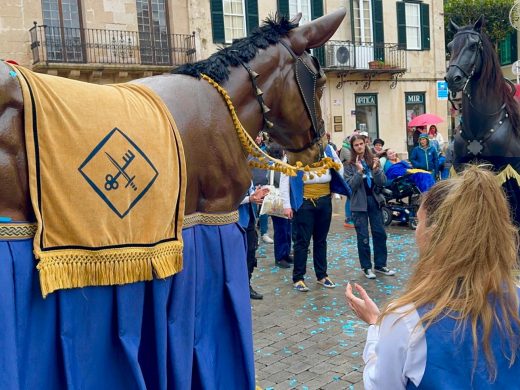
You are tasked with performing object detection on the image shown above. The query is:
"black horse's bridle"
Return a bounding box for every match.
[237,40,326,154]
[447,30,483,101]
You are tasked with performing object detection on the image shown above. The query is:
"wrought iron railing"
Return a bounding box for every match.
[29,22,196,67]
[322,40,406,71]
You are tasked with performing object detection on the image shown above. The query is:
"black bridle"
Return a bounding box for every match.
[238,40,326,154]
[447,30,483,103]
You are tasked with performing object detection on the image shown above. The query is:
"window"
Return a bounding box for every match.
[405,3,420,50]
[396,1,430,50]
[289,0,311,24]
[42,0,84,62]
[224,0,247,43]
[353,0,373,44]
[355,94,379,141]
[211,0,258,44]
[498,31,518,66]
[136,0,170,65]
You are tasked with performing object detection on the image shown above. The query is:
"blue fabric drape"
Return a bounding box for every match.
[0,223,255,390]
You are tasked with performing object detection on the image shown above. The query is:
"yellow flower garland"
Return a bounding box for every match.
[201,74,340,179]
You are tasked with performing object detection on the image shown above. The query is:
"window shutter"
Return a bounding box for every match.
[512,31,518,64]
[372,0,384,61]
[210,0,225,44]
[311,0,323,20]
[420,3,430,50]
[396,1,406,50]
[246,0,258,35]
[277,0,289,18]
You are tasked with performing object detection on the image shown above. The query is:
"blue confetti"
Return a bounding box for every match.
[9,70,17,78]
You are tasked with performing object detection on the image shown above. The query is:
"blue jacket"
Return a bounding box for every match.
[238,184,257,228]
[410,143,438,174]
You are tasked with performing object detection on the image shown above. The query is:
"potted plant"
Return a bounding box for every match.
[368,60,384,69]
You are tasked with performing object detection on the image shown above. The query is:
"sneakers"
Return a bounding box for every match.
[317,277,336,288]
[261,234,274,244]
[363,269,376,279]
[249,286,263,300]
[293,280,309,292]
[275,259,291,269]
[375,266,396,276]
[343,222,355,228]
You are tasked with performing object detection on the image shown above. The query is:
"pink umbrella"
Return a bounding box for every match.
[408,113,444,127]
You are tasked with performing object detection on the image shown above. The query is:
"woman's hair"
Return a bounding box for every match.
[381,165,520,378]
[348,134,374,166]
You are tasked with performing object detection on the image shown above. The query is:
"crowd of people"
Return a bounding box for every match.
[244,129,519,387]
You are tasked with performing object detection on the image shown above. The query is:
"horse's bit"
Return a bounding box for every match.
[238,40,325,154]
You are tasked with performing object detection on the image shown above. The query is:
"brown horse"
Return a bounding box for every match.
[0,10,347,389]
[0,9,346,222]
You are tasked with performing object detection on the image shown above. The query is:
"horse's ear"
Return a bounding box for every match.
[474,15,484,32]
[288,8,347,54]
[449,19,460,33]
[290,12,302,25]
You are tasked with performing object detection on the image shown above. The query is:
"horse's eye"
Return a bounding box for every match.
[447,42,453,52]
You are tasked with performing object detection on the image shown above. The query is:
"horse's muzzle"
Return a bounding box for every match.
[445,69,466,93]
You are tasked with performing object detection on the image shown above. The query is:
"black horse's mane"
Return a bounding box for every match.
[173,15,298,83]
[455,26,520,133]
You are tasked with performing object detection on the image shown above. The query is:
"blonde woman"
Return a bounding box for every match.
[346,166,520,388]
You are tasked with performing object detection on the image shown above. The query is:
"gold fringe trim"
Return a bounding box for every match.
[0,223,37,239]
[183,211,239,228]
[36,241,183,297]
[496,164,520,186]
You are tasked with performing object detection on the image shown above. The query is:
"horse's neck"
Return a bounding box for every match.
[462,79,505,138]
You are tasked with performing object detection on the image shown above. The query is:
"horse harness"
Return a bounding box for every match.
[237,40,326,155]
[448,30,514,156]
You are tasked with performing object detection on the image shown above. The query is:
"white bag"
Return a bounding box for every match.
[259,171,288,218]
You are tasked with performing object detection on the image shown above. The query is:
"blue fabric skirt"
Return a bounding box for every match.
[0,223,254,390]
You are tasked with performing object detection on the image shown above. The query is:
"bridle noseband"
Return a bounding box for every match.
[237,40,326,154]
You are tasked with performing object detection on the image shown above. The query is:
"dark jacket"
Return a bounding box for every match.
[344,162,386,212]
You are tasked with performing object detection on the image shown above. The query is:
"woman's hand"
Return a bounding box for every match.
[355,156,364,173]
[283,208,293,219]
[372,157,380,170]
[345,283,380,325]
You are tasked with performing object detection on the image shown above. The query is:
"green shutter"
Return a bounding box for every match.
[420,3,430,50]
[246,0,258,35]
[396,1,406,50]
[512,31,518,64]
[372,0,384,61]
[311,0,325,66]
[311,0,323,20]
[210,0,225,44]
[277,0,289,18]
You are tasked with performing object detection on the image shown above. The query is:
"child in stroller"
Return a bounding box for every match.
[380,153,436,229]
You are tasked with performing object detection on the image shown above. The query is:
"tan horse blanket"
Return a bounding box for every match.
[12,65,186,297]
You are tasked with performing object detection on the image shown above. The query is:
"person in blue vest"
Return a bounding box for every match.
[280,144,343,292]
[410,134,438,179]
[238,183,269,300]
[345,166,520,389]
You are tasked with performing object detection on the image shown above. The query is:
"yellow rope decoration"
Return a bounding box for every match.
[200,73,340,178]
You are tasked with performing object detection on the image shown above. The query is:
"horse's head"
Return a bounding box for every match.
[445,16,485,93]
[263,9,346,165]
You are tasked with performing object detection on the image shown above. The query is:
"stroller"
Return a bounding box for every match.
[380,174,421,230]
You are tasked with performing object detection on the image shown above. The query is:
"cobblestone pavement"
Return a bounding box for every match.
[251,198,418,389]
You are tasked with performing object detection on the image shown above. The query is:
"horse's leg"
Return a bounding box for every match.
[0,62,33,222]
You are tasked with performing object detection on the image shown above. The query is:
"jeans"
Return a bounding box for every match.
[292,196,332,283]
[344,198,352,223]
[352,196,387,270]
[258,214,269,235]
[272,216,291,261]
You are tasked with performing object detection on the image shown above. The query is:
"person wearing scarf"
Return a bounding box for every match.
[344,135,395,279]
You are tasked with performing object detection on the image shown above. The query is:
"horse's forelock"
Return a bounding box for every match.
[173,14,298,83]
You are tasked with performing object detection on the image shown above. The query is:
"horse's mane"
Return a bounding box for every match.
[457,26,520,134]
[173,15,298,83]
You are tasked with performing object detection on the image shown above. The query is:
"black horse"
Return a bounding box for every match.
[445,16,520,224]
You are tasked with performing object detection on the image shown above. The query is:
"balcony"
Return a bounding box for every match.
[29,22,196,78]
[320,40,407,73]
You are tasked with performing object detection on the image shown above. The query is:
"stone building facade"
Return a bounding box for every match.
[0,0,447,156]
